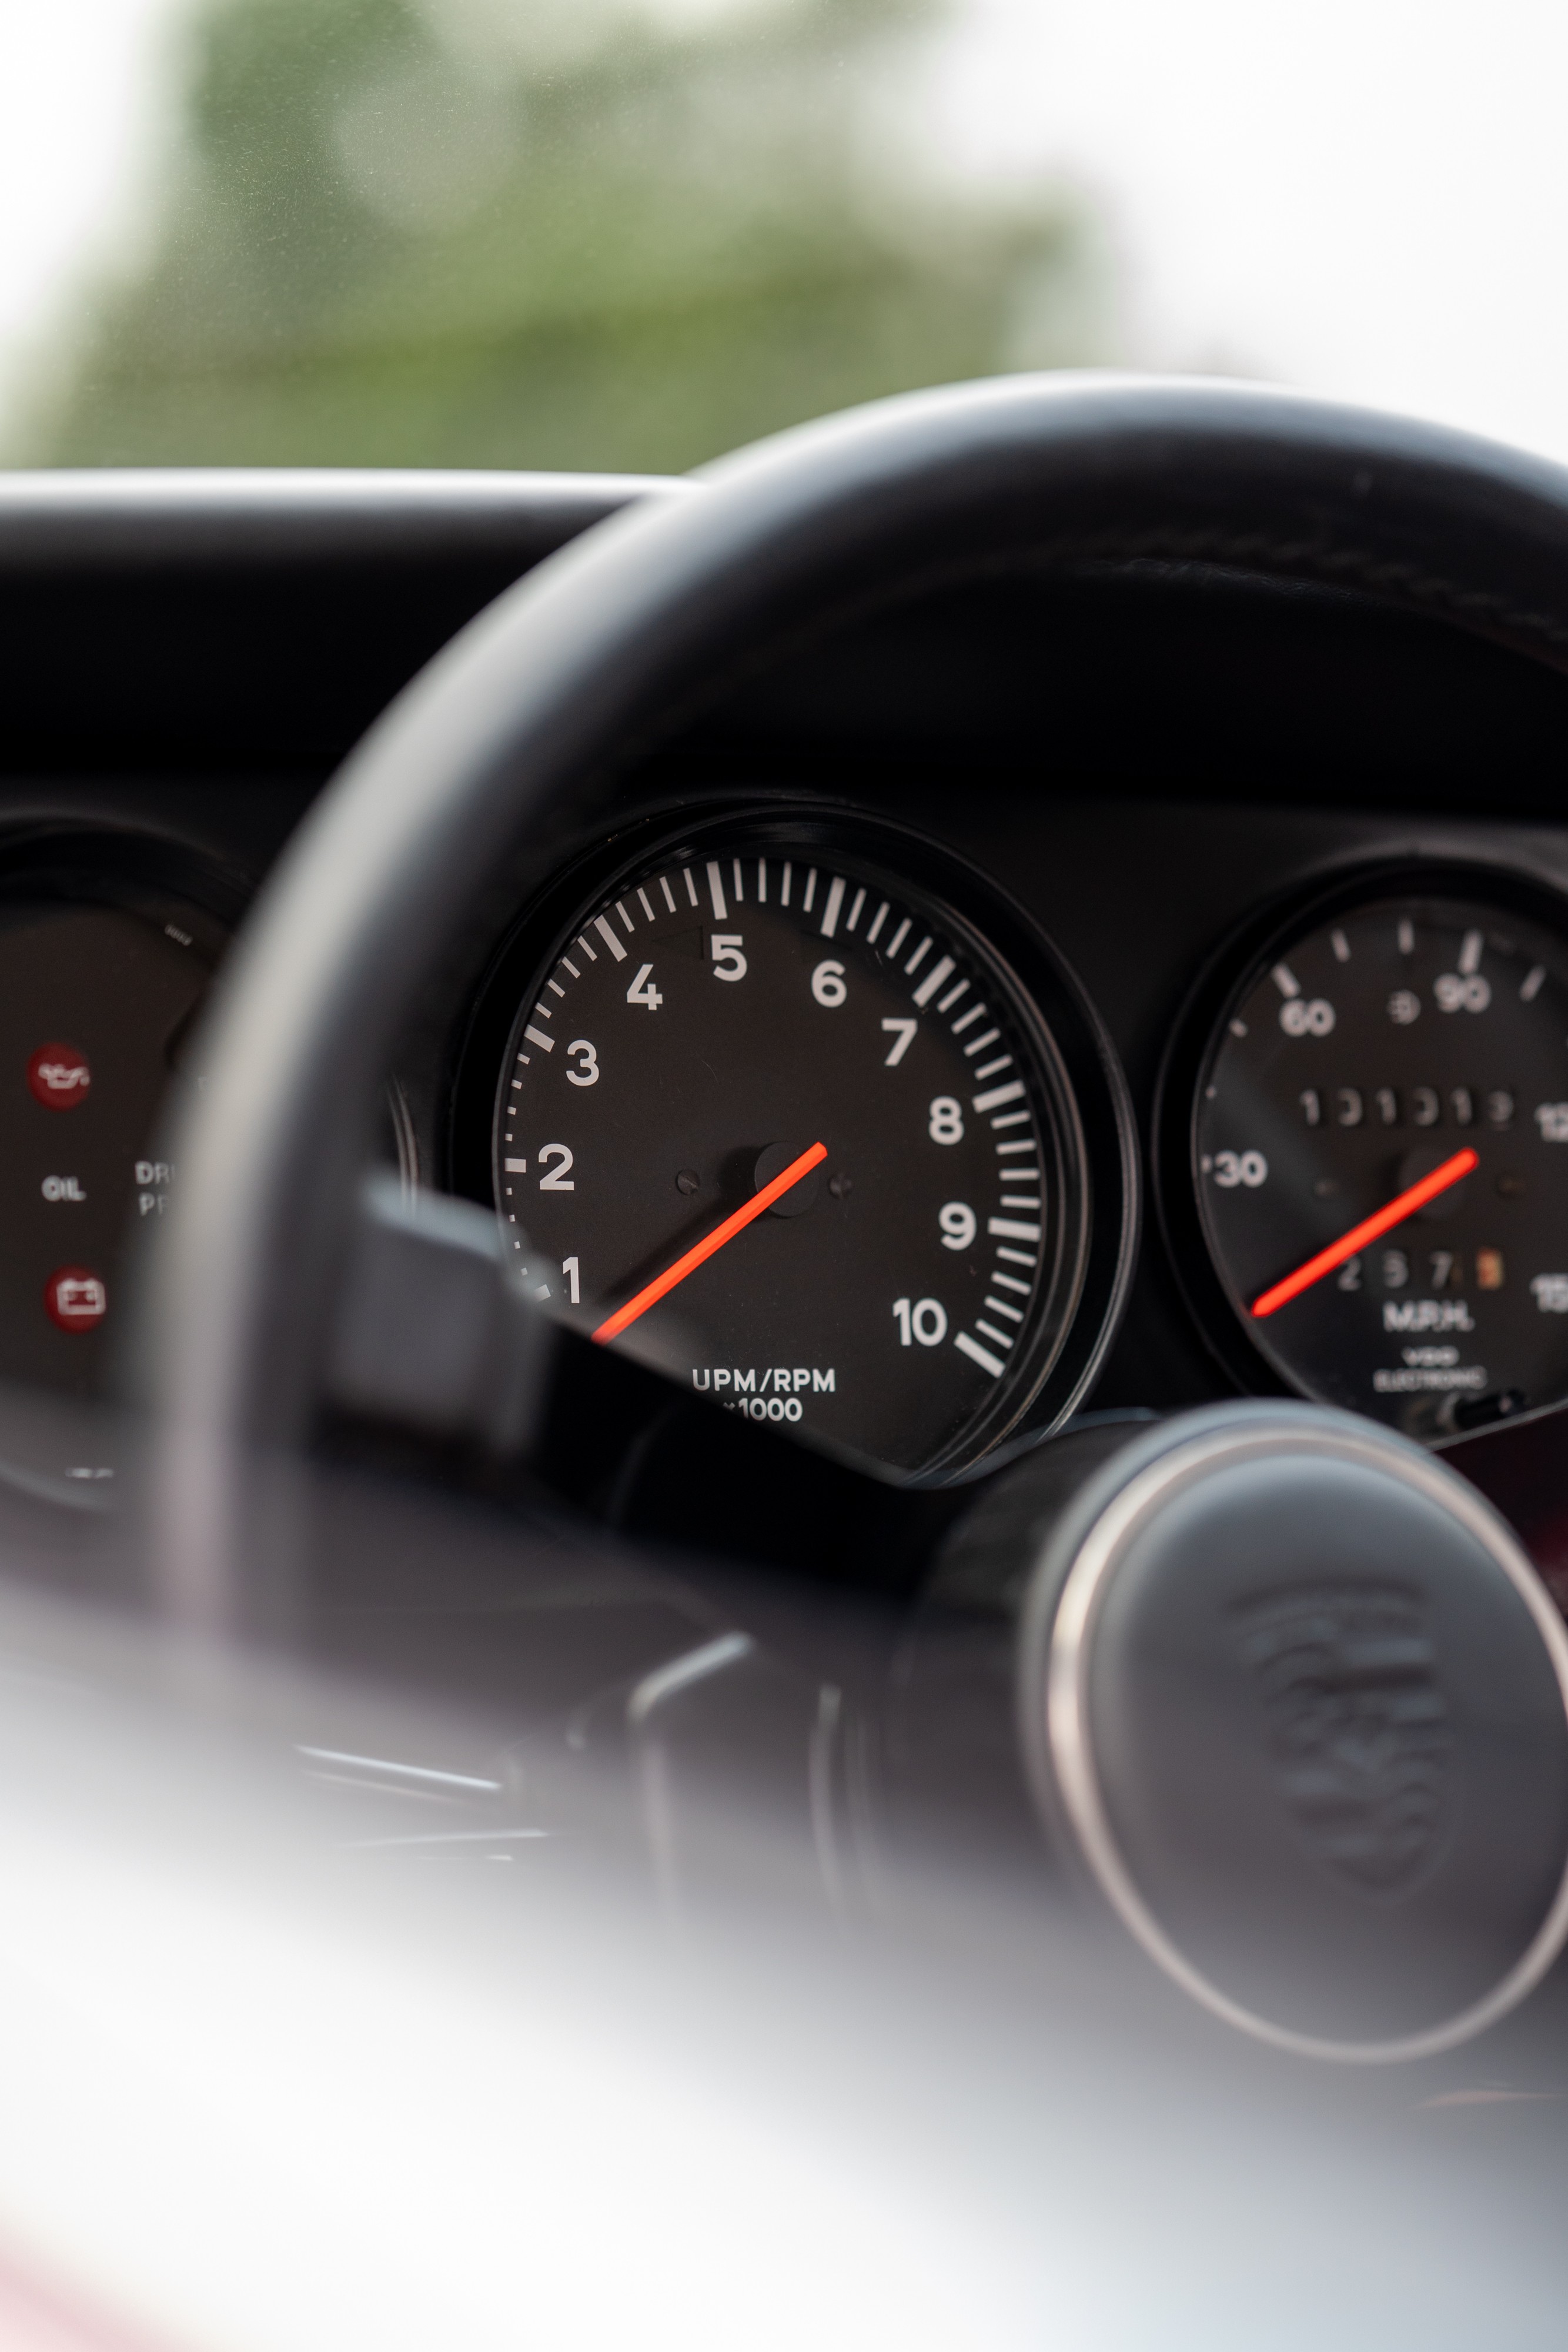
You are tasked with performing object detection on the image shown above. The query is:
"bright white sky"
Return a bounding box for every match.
[4,0,1568,462]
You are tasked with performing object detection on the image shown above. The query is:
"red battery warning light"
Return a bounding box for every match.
[28,1044,91,1111]
[45,1267,107,1333]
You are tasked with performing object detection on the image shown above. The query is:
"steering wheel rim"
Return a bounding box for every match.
[137,370,1568,1631]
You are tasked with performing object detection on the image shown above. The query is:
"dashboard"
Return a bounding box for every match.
[7,473,1568,1505]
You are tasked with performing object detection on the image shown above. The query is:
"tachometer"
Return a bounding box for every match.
[489,818,1131,1478]
[1179,868,1568,1437]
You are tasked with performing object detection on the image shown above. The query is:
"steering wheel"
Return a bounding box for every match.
[136,372,1568,2060]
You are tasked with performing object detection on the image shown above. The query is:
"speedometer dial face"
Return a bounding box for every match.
[1193,876,1568,1436]
[493,830,1094,1476]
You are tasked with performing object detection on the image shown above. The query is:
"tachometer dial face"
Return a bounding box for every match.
[493,831,1094,1476]
[1193,877,1568,1436]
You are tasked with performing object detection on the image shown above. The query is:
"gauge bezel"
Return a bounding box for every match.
[0,822,248,953]
[451,800,1140,1476]
[1155,851,1568,1418]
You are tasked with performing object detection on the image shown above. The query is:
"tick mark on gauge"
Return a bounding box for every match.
[913,955,954,1007]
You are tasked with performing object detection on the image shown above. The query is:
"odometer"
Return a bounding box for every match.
[492,824,1105,1477]
[1189,870,1568,1436]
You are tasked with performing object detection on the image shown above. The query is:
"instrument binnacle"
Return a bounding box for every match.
[490,821,1116,1479]
[1186,870,1568,1438]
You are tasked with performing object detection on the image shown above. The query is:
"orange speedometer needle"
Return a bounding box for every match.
[593,1140,828,1344]
[1251,1145,1479,1320]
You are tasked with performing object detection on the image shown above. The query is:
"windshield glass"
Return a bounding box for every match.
[1,0,1562,472]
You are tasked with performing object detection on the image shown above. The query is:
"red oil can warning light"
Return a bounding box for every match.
[45,1267,107,1332]
[28,1043,91,1111]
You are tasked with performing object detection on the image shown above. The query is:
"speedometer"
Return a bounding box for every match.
[1176,867,1568,1438]
[487,816,1134,1479]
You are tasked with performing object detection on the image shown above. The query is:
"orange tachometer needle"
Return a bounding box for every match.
[593,1140,828,1345]
[1250,1145,1479,1320]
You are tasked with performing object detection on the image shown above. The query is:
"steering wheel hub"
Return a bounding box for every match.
[1018,1405,1568,2060]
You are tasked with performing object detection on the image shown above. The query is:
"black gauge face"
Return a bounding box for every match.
[492,831,1093,1476]
[1194,878,1568,1437]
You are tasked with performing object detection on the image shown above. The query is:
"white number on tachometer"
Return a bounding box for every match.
[893,1297,948,1347]
[538,1144,576,1191]
[939,1202,976,1250]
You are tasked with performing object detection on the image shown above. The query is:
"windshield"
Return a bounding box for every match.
[1,0,1563,472]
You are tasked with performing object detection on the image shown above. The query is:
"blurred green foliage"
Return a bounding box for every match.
[30,0,1104,472]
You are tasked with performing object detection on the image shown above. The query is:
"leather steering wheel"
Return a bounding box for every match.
[138,372,1568,1626]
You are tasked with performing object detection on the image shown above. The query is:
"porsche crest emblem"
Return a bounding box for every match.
[1234,1585,1454,1895]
